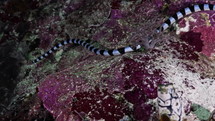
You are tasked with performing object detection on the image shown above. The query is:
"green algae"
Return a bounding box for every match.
[39,62,57,74]
[10,65,39,109]
[72,61,110,80]
[16,76,38,96]
[55,49,63,62]
[72,56,121,82]
[28,48,44,62]
[138,46,146,52]
[64,49,81,62]
[192,103,211,121]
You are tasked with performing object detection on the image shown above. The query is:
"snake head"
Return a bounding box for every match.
[135,35,160,50]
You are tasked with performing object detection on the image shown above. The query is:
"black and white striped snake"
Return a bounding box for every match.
[32,3,215,120]
[32,39,141,63]
[32,4,215,64]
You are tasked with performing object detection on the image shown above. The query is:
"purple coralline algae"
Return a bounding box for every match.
[122,57,164,99]
[38,72,92,120]
[178,11,215,58]
[38,65,129,120]
[193,26,215,57]
[156,0,215,58]
[38,53,164,120]
[122,56,164,120]
[71,88,129,121]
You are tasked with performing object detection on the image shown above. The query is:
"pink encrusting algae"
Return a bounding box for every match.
[38,72,92,118]
[194,26,215,57]
[71,88,129,121]
[178,9,215,58]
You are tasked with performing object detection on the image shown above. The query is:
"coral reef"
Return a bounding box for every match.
[0,0,215,121]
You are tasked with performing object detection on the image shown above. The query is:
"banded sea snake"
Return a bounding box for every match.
[32,4,215,64]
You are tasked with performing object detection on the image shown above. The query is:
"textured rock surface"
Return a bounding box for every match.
[0,0,215,121]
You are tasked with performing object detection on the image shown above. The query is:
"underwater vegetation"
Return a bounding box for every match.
[0,0,215,121]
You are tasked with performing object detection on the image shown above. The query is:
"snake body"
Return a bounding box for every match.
[157,4,215,32]
[156,4,215,120]
[32,3,215,120]
[32,39,141,64]
[32,4,214,64]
